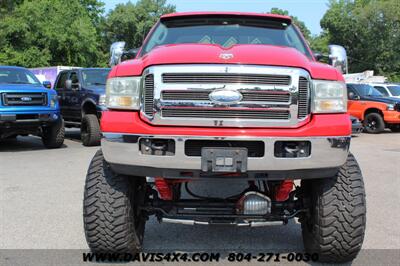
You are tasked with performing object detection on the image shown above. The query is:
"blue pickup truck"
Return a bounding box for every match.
[0,66,64,148]
[54,68,110,146]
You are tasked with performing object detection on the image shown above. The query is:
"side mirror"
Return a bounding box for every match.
[109,41,126,67]
[348,92,360,100]
[328,45,348,74]
[313,52,324,62]
[42,81,51,89]
[121,48,139,62]
[65,80,72,90]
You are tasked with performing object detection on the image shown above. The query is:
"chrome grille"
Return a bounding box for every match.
[143,74,154,116]
[162,73,291,85]
[161,90,290,103]
[1,92,47,106]
[141,65,311,128]
[298,77,309,119]
[162,108,290,120]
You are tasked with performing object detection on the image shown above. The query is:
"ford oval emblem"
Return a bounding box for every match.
[219,53,234,60]
[21,97,32,102]
[209,89,243,104]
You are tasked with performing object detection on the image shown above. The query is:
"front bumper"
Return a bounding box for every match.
[383,110,400,124]
[0,111,60,138]
[102,134,350,179]
[101,111,351,179]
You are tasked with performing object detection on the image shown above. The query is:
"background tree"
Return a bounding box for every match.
[0,0,24,14]
[0,0,103,67]
[103,0,175,49]
[270,7,311,41]
[320,0,400,80]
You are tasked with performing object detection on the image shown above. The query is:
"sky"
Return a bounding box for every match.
[103,0,330,36]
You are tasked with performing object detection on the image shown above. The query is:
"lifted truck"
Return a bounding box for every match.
[54,68,110,146]
[83,12,366,263]
[0,66,64,148]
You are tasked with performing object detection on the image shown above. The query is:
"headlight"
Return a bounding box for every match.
[387,104,395,111]
[50,94,58,108]
[311,80,347,113]
[106,77,141,110]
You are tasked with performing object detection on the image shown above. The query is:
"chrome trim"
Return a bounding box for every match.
[140,65,311,128]
[102,133,350,171]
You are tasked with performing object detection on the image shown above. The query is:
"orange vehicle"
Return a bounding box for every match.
[346,83,400,133]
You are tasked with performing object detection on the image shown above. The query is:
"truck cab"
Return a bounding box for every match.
[54,68,110,146]
[0,66,64,148]
[82,12,366,263]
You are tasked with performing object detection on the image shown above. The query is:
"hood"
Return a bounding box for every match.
[84,85,106,93]
[362,95,400,105]
[0,83,49,93]
[112,44,342,81]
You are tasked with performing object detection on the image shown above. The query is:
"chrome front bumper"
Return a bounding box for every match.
[102,133,350,179]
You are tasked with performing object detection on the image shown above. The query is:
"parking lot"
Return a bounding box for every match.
[1,130,399,264]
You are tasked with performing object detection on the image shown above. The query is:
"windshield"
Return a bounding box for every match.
[142,17,311,58]
[0,68,41,85]
[353,84,383,97]
[387,85,400,96]
[82,69,111,86]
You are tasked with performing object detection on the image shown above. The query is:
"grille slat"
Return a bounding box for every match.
[161,91,290,102]
[1,93,47,106]
[162,73,291,85]
[298,77,309,119]
[143,75,154,116]
[162,109,290,120]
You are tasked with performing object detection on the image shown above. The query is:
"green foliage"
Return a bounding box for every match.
[321,0,400,77]
[270,7,311,40]
[309,33,330,54]
[103,0,175,49]
[0,0,23,14]
[0,0,102,67]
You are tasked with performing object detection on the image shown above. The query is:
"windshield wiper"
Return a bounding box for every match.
[90,82,106,86]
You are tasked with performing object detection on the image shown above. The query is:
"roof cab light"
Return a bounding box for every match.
[311,80,347,113]
[106,77,141,110]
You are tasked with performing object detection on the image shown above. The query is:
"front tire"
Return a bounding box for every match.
[42,118,65,149]
[301,153,366,263]
[81,114,101,146]
[363,113,385,134]
[83,150,147,253]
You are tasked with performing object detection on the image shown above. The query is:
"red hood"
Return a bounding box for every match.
[111,44,342,81]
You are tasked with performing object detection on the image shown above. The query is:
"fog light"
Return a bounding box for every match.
[236,192,271,215]
[274,141,311,158]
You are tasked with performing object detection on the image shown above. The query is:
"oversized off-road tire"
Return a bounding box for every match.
[42,118,65,149]
[363,113,385,134]
[83,150,147,253]
[81,114,101,146]
[301,153,366,263]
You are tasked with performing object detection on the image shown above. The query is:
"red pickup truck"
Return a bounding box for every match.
[83,12,366,263]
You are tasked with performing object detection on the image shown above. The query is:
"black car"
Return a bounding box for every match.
[54,68,111,146]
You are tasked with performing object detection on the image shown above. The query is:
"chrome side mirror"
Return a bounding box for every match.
[109,41,126,67]
[328,45,348,74]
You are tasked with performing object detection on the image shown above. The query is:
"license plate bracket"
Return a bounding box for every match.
[201,147,248,173]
